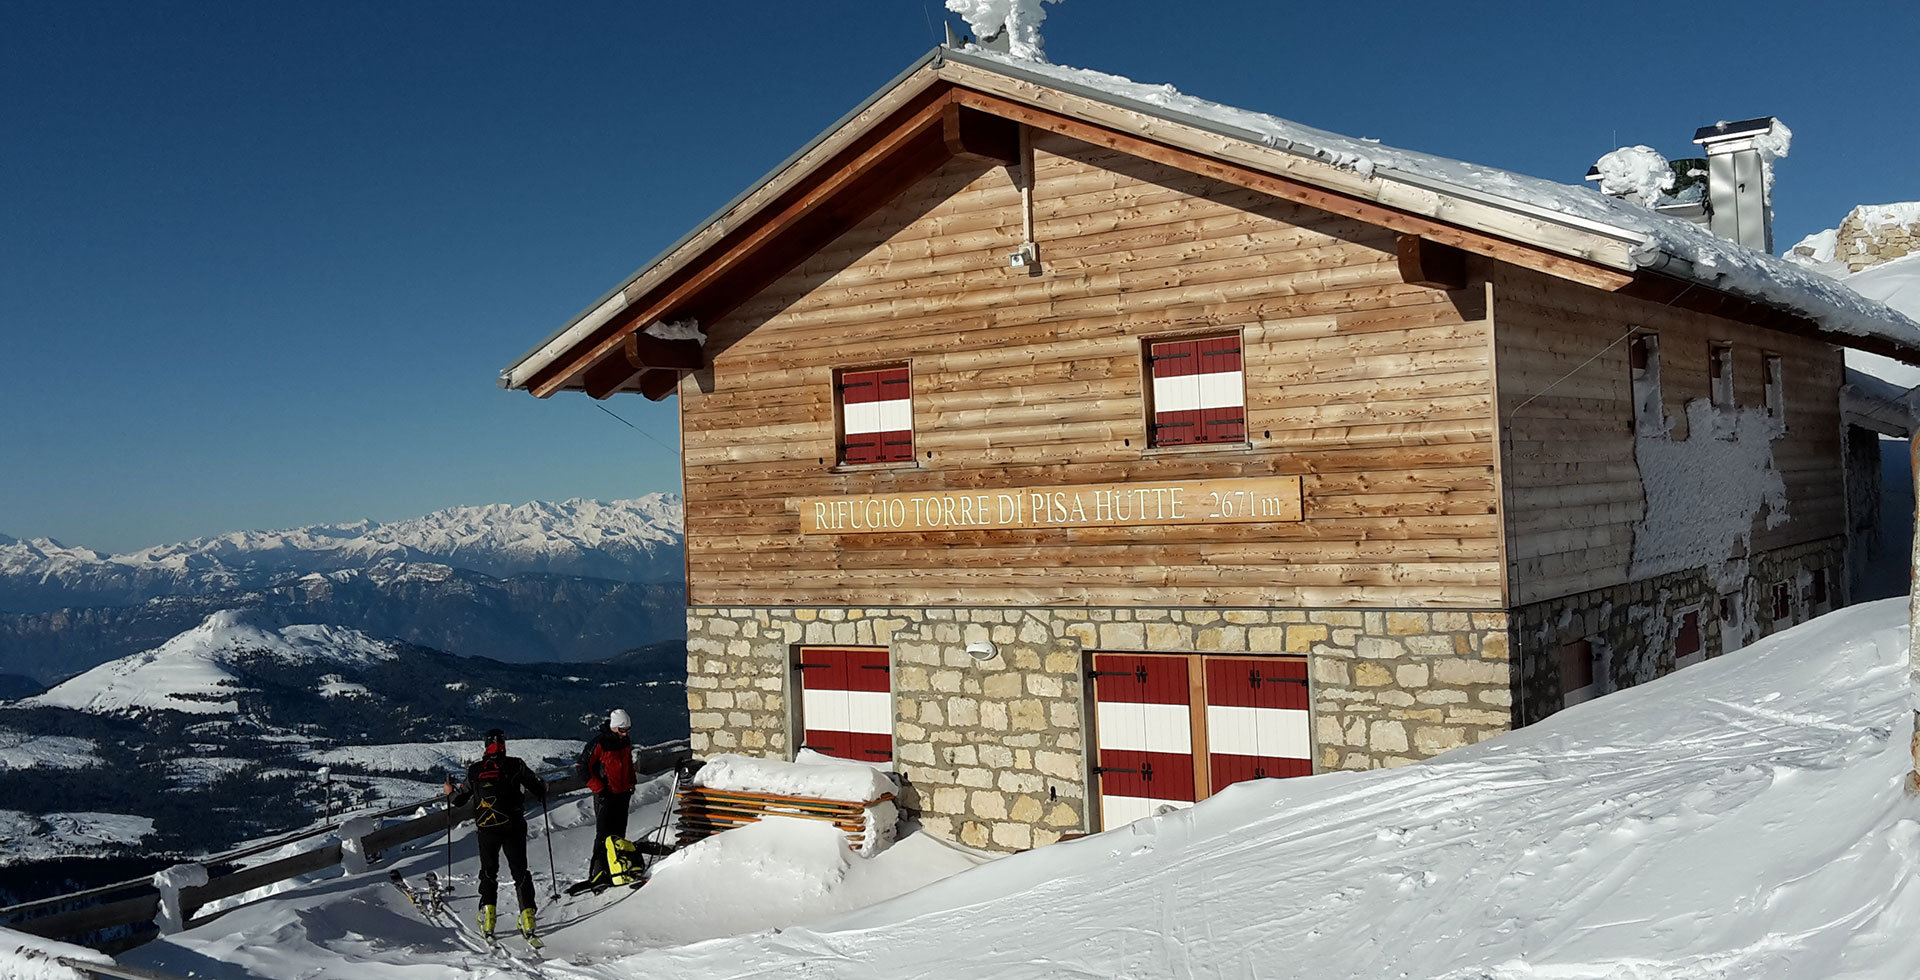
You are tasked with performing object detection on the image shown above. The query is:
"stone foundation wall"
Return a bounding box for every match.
[685,604,1515,852]
[1513,538,1844,724]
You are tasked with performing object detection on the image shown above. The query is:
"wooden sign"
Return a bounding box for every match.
[800,477,1303,534]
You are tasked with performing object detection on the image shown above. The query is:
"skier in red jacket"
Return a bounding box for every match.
[575,709,635,892]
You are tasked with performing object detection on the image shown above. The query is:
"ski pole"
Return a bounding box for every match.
[443,783,454,891]
[541,795,558,902]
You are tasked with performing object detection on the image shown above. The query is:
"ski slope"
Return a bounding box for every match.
[83,599,1920,979]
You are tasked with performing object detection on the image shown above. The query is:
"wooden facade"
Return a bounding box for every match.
[682,134,1504,610]
[1493,265,1847,607]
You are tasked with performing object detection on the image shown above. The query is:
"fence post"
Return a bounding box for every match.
[338,817,380,875]
[150,865,207,936]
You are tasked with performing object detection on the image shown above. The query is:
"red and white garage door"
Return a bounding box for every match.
[796,647,892,762]
[1203,657,1312,785]
[1091,654,1198,828]
[1092,653,1312,830]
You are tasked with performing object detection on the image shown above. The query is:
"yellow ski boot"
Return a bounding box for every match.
[517,908,542,949]
[477,904,497,940]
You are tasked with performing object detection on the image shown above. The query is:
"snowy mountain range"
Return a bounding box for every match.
[0,495,688,685]
[0,494,685,614]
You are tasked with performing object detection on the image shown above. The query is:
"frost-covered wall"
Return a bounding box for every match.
[1630,399,1788,579]
[1514,538,1840,723]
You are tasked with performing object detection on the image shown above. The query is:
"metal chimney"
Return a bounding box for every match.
[1692,117,1780,253]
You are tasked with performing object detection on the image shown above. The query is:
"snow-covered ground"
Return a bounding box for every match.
[298,740,582,776]
[0,729,99,770]
[0,811,155,866]
[78,599,1919,978]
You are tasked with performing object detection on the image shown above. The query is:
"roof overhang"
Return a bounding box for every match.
[501,48,1920,400]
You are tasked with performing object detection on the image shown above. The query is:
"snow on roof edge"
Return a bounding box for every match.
[504,44,1920,390]
[943,47,1920,357]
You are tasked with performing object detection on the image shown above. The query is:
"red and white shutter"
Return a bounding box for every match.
[1149,336,1244,446]
[840,368,913,464]
[1203,657,1311,789]
[797,647,892,762]
[1092,655,1197,829]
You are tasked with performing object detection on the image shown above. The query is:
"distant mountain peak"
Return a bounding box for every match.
[0,494,685,615]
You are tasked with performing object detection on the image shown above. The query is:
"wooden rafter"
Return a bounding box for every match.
[1397,234,1469,290]
[638,369,682,401]
[941,101,1019,164]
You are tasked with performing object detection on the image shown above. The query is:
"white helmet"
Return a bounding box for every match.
[609,709,631,730]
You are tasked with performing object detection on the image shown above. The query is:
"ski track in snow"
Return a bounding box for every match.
[103,601,1920,979]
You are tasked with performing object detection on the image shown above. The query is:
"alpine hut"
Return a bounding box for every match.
[500,46,1920,850]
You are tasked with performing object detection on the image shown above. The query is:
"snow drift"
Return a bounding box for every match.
[109,599,1920,979]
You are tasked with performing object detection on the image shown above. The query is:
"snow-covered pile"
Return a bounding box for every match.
[942,48,1920,352]
[22,611,395,716]
[692,750,899,802]
[1591,144,1673,206]
[947,0,1065,61]
[0,927,114,980]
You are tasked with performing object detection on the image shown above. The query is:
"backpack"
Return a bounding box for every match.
[605,835,644,886]
[471,756,515,829]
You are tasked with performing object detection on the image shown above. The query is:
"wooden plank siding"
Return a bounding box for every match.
[680,131,1503,609]
[1491,265,1847,606]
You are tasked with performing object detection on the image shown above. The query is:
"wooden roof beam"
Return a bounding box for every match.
[942,102,1019,164]
[1397,235,1469,290]
[625,331,704,371]
[582,356,641,400]
[638,369,682,401]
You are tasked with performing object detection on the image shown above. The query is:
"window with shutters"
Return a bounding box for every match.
[1709,344,1735,409]
[1762,354,1785,422]
[1145,333,1245,449]
[794,646,892,762]
[1674,609,1704,669]
[1560,639,1596,707]
[835,365,913,466]
[1629,332,1663,437]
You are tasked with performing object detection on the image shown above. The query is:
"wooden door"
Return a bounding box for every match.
[1091,654,1197,829]
[796,647,892,762]
[1203,657,1312,789]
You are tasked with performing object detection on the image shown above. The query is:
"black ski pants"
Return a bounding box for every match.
[477,823,535,911]
[587,790,632,883]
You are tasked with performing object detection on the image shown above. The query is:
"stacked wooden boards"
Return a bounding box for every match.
[675,786,896,852]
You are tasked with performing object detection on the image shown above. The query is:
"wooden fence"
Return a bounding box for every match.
[1,741,691,955]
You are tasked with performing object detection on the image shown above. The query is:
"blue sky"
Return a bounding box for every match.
[4,0,1916,553]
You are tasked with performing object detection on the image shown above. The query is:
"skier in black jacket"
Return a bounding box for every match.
[444,728,546,941]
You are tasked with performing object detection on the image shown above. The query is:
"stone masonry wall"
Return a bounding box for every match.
[685,605,1516,852]
[1513,537,1844,724]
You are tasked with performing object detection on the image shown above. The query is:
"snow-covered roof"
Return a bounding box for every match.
[501,46,1920,392]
